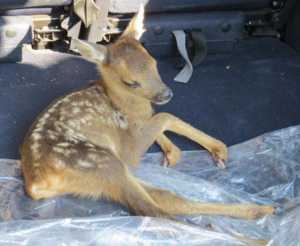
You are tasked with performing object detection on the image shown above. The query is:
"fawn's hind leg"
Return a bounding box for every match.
[23,145,171,218]
[139,181,275,219]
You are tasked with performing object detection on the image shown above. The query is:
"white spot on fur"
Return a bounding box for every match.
[59,115,66,121]
[31,133,42,141]
[48,100,62,113]
[31,142,41,160]
[48,132,58,140]
[65,135,79,144]
[87,153,99,162]
[113,111,128,129]
[97,163,108,169]
[57,142,70,148]
[42,113,50,119]
[33,162,40,167]
[64,149,76,156]
[72,107,81,114]
[48,107,55,113]
[67,120,78,129]
[54,122,64,132]
[31,142,40,153]
[80,118,87,125]
[36,120,46,129]
[78,101,86,107]
[35,115,49,129]
[35,112,50,129]
[86,143,95,147]
[53,146,65,154]
[33,127,43,133]
[79,114,93,126]
[71,102,79,107]
[60,109,69,117]
[61,95,72,103]
[77,159,95,168]
[85,101,93,107]
[86,108,96,114]
[96,105,108,114]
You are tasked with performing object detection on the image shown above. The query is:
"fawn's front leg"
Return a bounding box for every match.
[156,134,181,167]
[133,113,227,168]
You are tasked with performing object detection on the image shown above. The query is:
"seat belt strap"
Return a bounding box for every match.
[172,30,193,83]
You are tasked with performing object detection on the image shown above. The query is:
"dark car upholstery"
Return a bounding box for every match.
[109,0,272,13]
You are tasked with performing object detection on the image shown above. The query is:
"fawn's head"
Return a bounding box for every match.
[72,6,173,105]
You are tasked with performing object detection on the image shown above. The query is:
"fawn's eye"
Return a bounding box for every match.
[122,80,141,89]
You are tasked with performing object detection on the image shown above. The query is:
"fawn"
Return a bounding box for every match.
[21,6,275,219]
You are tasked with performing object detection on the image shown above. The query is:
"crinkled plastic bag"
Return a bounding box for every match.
[0,126,300,245]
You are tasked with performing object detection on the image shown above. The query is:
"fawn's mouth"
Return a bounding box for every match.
[152,88,173,105]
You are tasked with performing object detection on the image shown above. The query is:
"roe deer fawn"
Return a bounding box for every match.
[21,6,275,219]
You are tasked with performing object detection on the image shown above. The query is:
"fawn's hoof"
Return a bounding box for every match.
[247,205,276,220]
[163,145,182,167]
[211,141,228,169]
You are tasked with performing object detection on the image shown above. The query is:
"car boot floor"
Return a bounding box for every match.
[1,38,300,158]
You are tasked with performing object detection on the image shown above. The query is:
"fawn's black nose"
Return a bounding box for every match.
[153,88,173,105]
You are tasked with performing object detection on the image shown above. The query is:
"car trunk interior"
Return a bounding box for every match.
[0,0,299,158]
[0,1,300,244]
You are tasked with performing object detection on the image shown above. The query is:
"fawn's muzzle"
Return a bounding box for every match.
[153,88,173,105]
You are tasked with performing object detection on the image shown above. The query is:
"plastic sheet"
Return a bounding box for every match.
[0,126,300,245]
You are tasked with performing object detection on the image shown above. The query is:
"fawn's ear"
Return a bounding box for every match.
[122,4,145,40]
[70,39,108,63]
